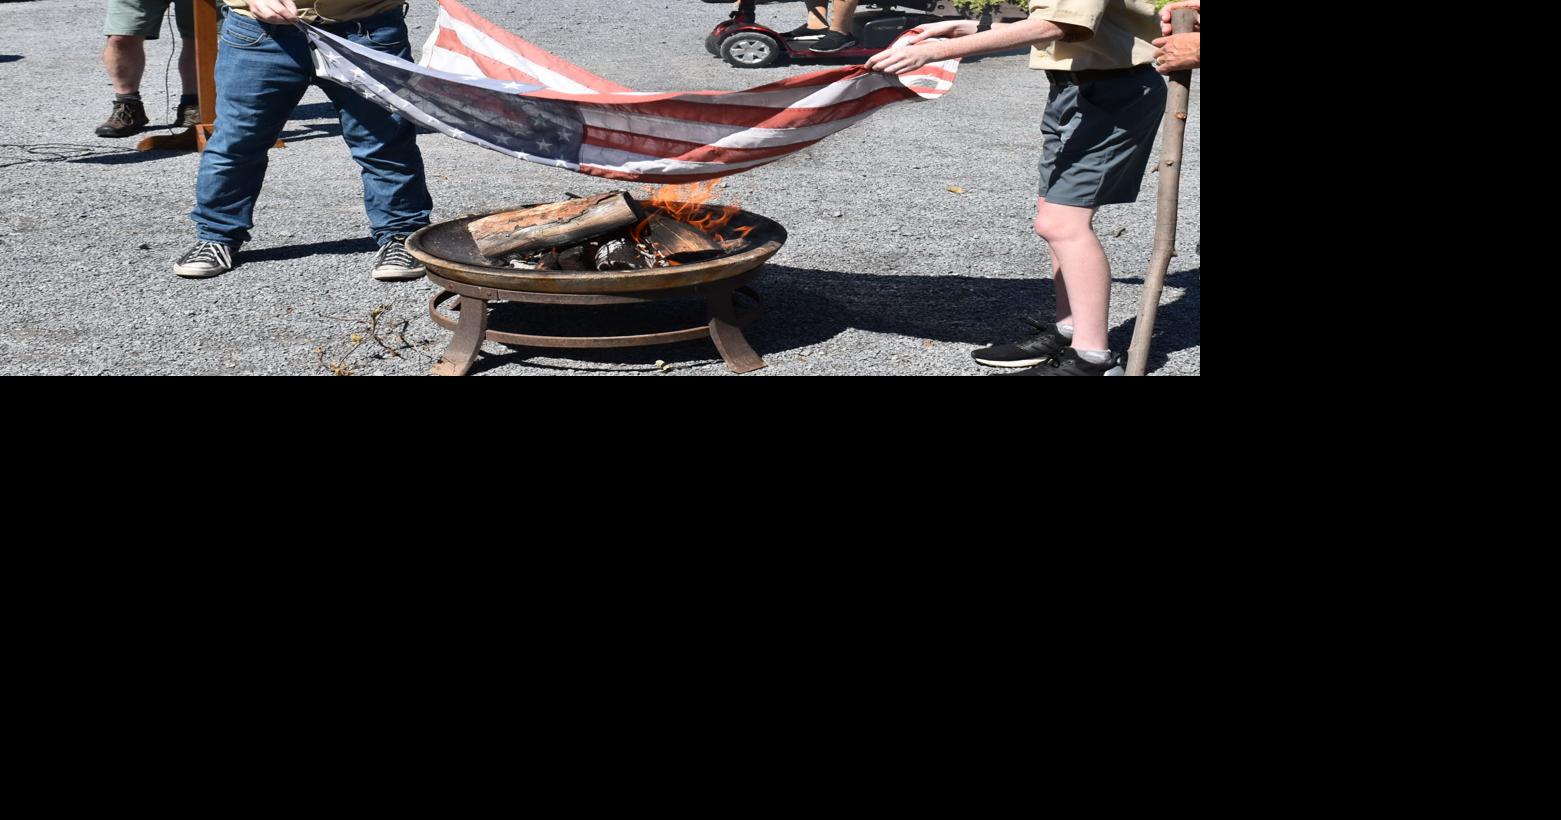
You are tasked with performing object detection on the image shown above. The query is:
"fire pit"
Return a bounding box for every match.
[406,198,786,376]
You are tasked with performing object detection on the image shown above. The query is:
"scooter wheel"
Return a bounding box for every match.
[721,32,781,68]
[706,33,721,56]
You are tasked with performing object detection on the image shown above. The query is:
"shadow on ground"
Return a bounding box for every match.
[240,237,380,264]
[452,265,1200,374]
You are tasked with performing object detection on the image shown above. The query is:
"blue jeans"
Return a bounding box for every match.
[192,6,433,247]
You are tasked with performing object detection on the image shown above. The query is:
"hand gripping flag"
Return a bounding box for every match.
[303,0,959,183]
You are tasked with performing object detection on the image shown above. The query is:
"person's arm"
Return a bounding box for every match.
[865,16,1076,75]
[247,0,301,24]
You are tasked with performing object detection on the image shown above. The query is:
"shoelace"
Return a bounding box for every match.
[376,238,415,268]
[108,101,139,127]
[181,242,231,268]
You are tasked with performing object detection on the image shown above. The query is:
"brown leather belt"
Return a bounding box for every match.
[1045,64,1157,85]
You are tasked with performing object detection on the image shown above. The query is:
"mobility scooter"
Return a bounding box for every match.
[705,0,1029,69]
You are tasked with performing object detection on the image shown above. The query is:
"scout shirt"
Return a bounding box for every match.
[1026,0,1161,71]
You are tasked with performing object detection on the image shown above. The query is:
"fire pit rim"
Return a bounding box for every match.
[405,201,787,296]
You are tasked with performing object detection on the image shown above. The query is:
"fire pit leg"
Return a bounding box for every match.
[708,288,766,374]
[431,294,489,377]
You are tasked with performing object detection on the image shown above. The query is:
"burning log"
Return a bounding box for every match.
[642,214,722,257]
[469,191,643,258]
[481,186,757,273]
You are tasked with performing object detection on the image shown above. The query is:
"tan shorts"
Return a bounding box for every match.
[104,0,193,39]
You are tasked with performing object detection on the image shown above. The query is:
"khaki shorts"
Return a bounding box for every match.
[104,0,193,39]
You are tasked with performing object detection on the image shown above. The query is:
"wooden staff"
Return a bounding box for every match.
[1126,8,1196,376]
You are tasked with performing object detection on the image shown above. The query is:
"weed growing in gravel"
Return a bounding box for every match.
[313,304,431,376]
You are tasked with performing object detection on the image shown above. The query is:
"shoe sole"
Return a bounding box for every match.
[173,265,229,279]
[373,268,427,282]
[973,356,1052,368]
[807,42,856,53]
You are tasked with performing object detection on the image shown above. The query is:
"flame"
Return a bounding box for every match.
[630,180,747,245]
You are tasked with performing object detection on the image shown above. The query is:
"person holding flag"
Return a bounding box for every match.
[174,0,432,281]
[867,1,1167,376]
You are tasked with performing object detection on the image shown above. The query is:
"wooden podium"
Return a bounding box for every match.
[137,0,282,153]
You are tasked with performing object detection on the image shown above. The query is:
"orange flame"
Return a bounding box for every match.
[631,180,747,246]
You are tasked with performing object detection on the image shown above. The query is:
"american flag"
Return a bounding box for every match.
[304,0,959,183]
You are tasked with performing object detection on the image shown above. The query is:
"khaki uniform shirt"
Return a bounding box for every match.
[223,1,408,24]
[1027,0,1161,71]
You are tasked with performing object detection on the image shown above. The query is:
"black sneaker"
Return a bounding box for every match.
[971,314,1070,368]
[1002,348,1126,377]
[175,100,201,129]
[782,25,829,39]
[96,99,149,138]
[805,30,856,53]
[173,241,237,279]
[372,235,427,281]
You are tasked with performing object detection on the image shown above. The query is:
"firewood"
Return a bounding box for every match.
[594,237,645,271]
[469,192,643,258]
[642,214,722,256]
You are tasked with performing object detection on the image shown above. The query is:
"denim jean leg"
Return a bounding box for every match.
[318,17,433,246]
[191,12,314,245]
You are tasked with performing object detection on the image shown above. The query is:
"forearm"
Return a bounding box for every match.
[922,18,1071,62]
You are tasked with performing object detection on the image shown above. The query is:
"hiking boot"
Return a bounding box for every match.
[175,99,201,129]
[96,99,149,138]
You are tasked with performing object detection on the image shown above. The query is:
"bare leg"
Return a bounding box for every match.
[804,1,830,29]
[830,0,859,33]
[1035,197,1070,328]
[178,37,196,96]
[1035,202,1110,352]
[104,35,147,95]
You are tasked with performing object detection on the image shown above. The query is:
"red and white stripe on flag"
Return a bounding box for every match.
[410,0,960,183]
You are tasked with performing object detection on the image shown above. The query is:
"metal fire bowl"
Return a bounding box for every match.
[406,201,787,295]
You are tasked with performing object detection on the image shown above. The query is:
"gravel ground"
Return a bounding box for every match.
[0,0,1199,376]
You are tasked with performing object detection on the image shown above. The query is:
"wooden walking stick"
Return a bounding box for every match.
[1126,8,1196,376]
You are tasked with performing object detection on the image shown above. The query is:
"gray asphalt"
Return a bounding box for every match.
[0,0,1200,375]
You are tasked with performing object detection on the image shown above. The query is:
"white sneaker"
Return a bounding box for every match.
[173,241,236,278]
[372,236,426,281]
